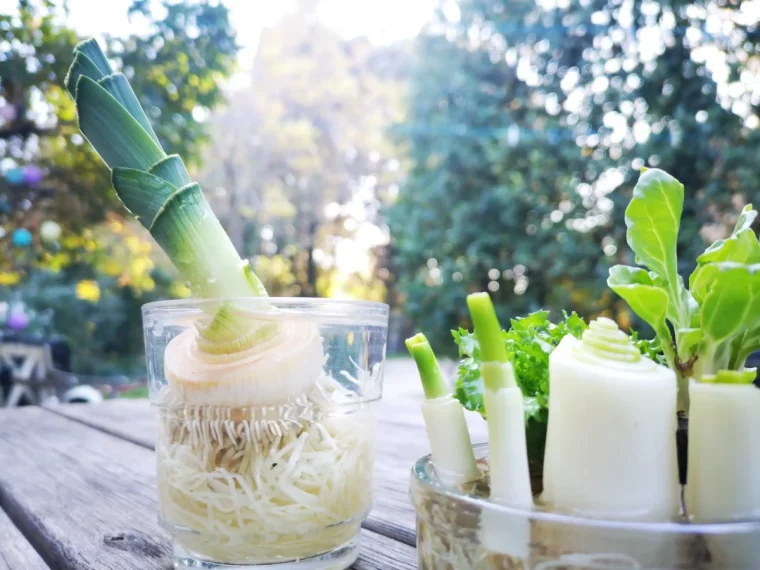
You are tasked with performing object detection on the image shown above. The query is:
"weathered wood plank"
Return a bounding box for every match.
[0,407,170,570]
[46,398,488,547]
[0,407,416,569]
[354,530,416,570]
[0,508,49,570]
[44,399,154,449]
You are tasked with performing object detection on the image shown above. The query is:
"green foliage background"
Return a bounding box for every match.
[388,0,760,351]
[0,0,238,374]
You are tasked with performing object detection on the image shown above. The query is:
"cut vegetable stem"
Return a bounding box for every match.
[466,293,507,364]
[482,363,532,507]
[467,293,533,508]
[406,333,449,400]
[406,333,480,485]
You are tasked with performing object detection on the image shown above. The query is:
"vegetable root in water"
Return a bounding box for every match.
[407,333,481,486]
[157,376,376,563]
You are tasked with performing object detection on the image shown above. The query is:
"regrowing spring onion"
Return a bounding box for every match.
[466,293,532,509]
[406,333,480,486]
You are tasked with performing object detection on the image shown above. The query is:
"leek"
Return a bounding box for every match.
[67,39,265,305]
[466,293,532,508]
[66,39,321,408]
[406,333,480,485]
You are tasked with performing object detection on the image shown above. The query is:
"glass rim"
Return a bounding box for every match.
[142,296,390,312]
[141,296,390,327]
[411,443,760,535]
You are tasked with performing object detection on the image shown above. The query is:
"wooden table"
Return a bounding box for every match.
[0,397,487,569]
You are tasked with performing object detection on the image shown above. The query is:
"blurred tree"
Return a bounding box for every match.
[0,0,236,373]
[388,0,760,350]
[199,0,405,297]
[0,0,237,233]
[1,217,188,374]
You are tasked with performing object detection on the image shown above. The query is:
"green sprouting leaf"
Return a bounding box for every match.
[64,52,104,98]
[692,205,760,292]
[732,325,760,369]
[75,76,165,170]
[608,265,670,332]
[111,168,177,228]
[453,328,482,358]
[701,368,757,385]
[698,263,760,345]
[452,328,483,413]
[625,169,683,289]
[509,310,550,332]
[73,38,113,76]
[676,328,704,360]
[149,154,192,188]
[630,330,666,365]
[453,357,484,414]
[733,204,758,234]
[98,74,160,145]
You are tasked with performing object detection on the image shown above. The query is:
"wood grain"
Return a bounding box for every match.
[0,407,171,570]
[0,509,49,570]
[46,398,487,547]
[0,406,417,569]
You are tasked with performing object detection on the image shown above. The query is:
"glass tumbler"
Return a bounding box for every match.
[142,298,388,569]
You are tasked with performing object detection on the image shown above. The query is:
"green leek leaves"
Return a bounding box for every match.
[67,38,267,302]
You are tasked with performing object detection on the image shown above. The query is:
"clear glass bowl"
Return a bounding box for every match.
[411,444,760,569]
[143,298,388,569]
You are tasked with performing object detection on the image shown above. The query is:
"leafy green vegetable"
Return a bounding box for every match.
[624,169,688,329]
[453,310,583,420]
[608,265,675,367]
[608,168,760,403]
[629,329,667,366]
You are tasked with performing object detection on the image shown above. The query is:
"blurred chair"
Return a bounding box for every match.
[0,341,54,406]
[0,337,105,407]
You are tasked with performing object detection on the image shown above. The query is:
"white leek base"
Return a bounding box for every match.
[421,396,480,486]
[483,384,533,508]
[542,336,679,520]
[686,381,760,520]
[164,317,324,407]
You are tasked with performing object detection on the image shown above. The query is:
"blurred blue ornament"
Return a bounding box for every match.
[5,168,25,185]
[40,220,61,244]
[7,311,29,331]
[12,228,33,247]
[0,104,17,122]
[23,165,44,186]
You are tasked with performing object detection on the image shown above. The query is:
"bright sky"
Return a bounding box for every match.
[29,0,436,70]
[17,0,431,283]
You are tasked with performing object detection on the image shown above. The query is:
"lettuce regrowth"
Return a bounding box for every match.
[608,168,760,413]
